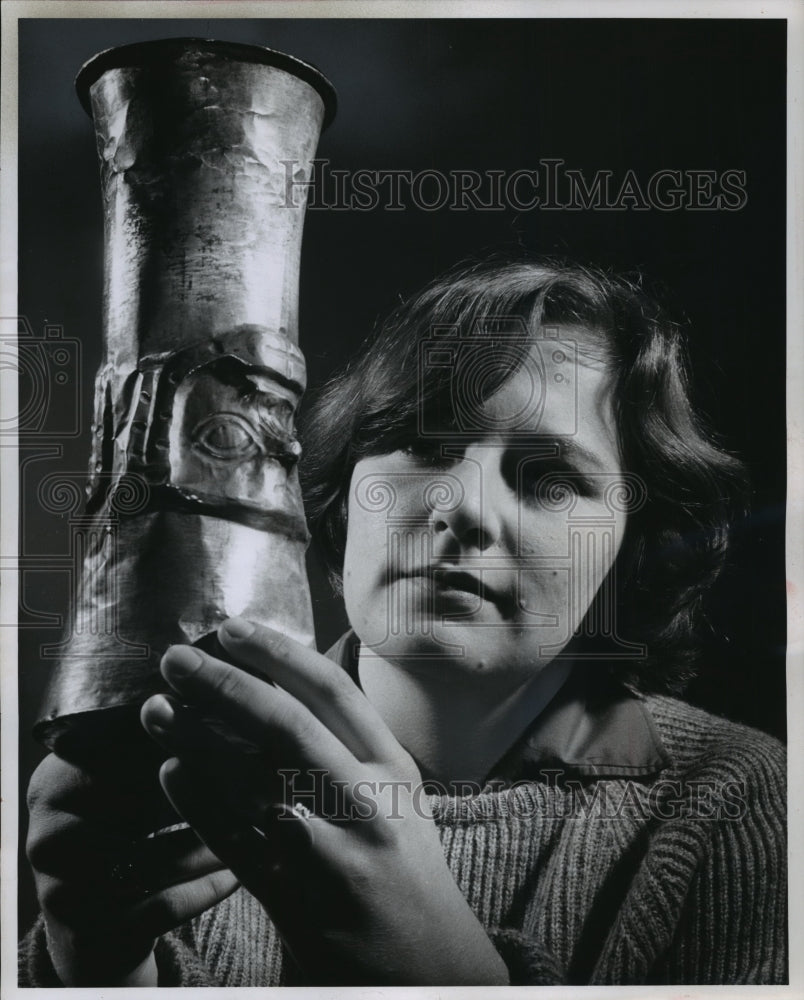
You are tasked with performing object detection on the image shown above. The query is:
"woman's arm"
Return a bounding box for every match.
[651,738,787,984]
[586,717,787,985]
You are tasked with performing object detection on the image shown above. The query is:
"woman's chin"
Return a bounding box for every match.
[357,626,566,683]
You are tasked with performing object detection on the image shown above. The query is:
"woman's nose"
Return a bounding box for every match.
[430,451,505,551]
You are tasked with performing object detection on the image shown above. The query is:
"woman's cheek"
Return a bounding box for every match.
[515,510,618,632]
[342,515,387,639]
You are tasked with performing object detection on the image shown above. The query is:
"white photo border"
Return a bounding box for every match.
[2,2,801,998]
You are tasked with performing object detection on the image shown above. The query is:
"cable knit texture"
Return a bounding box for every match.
[18,695,787,986]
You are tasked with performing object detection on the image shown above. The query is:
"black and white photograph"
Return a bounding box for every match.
[1,2,800,992]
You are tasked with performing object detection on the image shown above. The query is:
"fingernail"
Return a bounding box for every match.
[143,694,174,733]
[223,616,255,640]
[162,645,204,677]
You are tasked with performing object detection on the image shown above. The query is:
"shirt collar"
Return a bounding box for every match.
[325,632,671,782]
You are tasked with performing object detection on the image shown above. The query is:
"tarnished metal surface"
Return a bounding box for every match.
[35,39,335,752]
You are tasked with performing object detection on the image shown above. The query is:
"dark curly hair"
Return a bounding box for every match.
[301,257,747,695]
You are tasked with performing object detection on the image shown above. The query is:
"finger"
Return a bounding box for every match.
[110,826,228,898]
[158,757,283,888]
[216,618,404,764]
[158,757,319,934]
[29,816,225,905]
[159,646,360,784]
[27,807,214,875]
[129,868,240,940]
[142,695,288,823]
[27,754,167,834]
[41,869,239,987]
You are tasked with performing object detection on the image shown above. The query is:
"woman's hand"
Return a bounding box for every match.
[140,618,510,985]
[25,753,239,986]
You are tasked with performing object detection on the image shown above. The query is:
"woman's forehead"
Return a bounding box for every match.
[475,338,621,465]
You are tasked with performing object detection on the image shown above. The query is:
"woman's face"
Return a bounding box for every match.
[342,330,630,686]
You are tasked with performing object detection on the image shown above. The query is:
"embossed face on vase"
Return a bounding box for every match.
[342,331,636,685]
[168,359,302,509]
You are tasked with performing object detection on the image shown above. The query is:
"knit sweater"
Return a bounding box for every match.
[19,689,787,986]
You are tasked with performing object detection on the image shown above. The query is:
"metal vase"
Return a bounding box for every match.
[34,39,335,767]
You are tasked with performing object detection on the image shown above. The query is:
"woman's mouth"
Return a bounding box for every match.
[431,568,485,598]
[403,566,512,616]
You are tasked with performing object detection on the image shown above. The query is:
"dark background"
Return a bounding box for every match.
[17,17,787,934]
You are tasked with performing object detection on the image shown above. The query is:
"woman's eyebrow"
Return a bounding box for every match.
[514,436,611,473]
[560,438,613,473]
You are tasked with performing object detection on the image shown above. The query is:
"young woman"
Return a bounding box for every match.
[21,258,787,986]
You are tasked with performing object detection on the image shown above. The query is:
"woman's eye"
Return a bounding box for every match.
[400,439,455,466]
[538,476,577,500]
[192,413,262,460]
[547,478,578,500]
[519,468,586,506]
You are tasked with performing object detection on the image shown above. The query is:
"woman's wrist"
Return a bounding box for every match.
[51,947,159,988]
[44,919,158,987]
[109,950,160,987]
[407,877,510,984]
[449,936,511,985]
[438,906,511,984]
